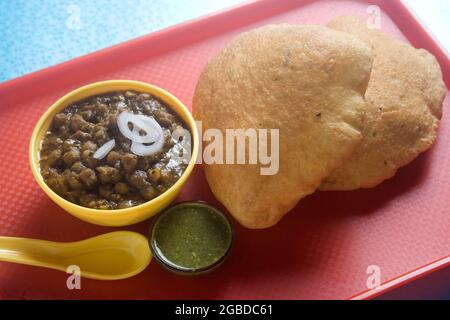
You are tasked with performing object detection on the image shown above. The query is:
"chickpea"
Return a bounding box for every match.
[148,168,161,183]
[114,182,129,194]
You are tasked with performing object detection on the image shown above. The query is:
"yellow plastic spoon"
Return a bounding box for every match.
[0,231,151,280]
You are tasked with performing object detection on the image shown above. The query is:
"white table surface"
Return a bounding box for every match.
[404,0,450,53]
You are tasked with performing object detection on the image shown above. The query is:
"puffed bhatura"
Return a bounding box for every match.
[193,24,373,228]
[321,16,446,190]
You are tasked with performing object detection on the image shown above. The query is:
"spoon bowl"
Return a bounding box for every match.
[0,231,151,280]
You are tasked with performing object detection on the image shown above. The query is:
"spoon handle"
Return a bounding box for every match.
[0,232,152,280]
[0,236,66,270]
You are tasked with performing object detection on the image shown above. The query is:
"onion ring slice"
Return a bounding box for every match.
[93,139,116,160]
[117,111,161,144]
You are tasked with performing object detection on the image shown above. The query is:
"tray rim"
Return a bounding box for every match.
[0,0,449,300]
[0,0,448,102]
[350,255,450,300]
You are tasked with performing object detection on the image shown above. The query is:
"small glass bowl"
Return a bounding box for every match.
[149,201,234,275]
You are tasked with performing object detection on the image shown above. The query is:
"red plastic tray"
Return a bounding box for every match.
[0,0,449,300]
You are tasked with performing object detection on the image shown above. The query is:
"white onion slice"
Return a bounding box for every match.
[130,127,165,156]
[135,115,162,132]
[117,112,161,144]
[93,139,116,160]
[130,139,164,157]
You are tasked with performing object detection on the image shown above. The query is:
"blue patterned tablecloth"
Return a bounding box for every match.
[0,0,243,82]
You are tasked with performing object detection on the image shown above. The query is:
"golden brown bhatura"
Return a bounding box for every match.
[321,16,446,191]
[193,24,373,228]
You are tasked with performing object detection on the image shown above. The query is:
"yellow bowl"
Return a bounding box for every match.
[29,80,199,227]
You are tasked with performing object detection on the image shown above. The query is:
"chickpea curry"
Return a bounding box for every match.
[39,91,191,210]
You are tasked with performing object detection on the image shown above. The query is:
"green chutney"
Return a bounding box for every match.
[150,202,233,273]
